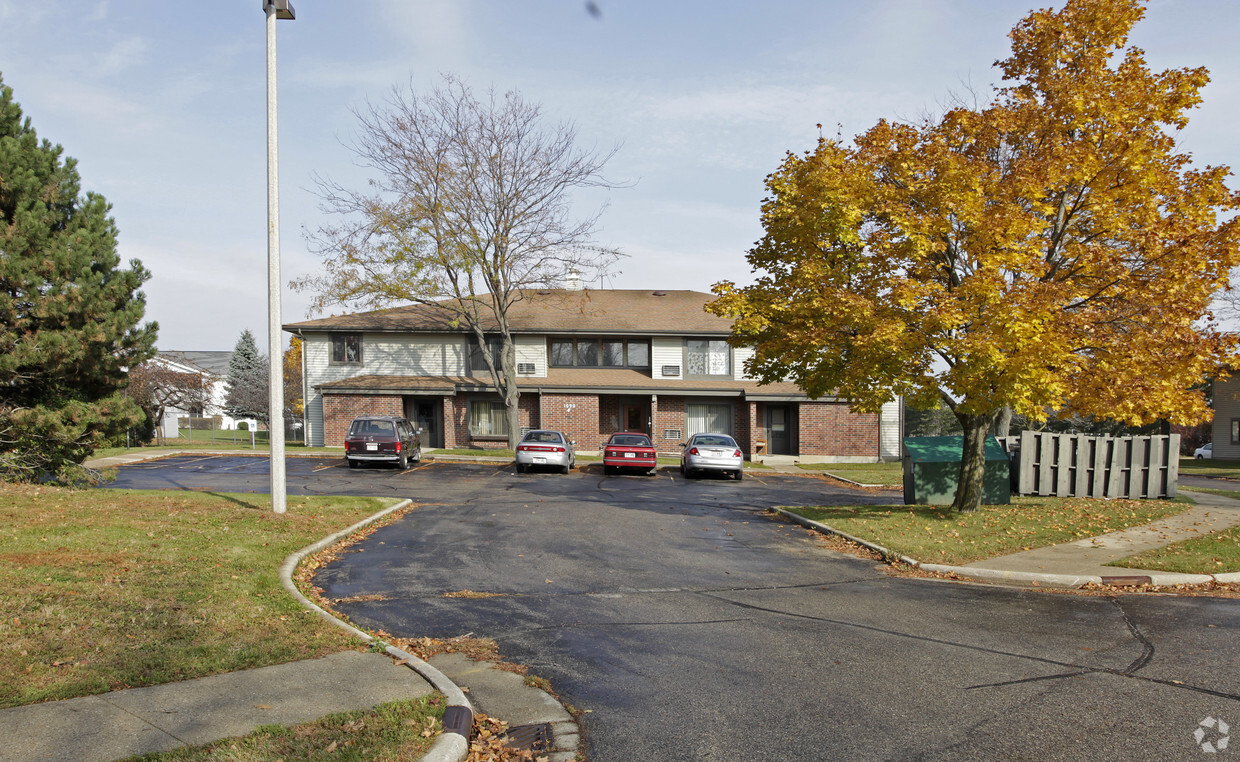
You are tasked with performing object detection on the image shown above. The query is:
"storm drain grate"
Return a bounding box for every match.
[502,722,553,751]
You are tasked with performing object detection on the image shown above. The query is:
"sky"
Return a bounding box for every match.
[1,0,1238,355]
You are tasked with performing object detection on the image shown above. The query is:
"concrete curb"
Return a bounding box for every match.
[278,499,473,762]
[772,507,1234,590]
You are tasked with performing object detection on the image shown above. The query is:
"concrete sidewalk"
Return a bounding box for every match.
[957,489,1240,582]
[0,651,435,762]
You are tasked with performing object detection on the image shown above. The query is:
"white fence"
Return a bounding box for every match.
[1000,431,1179,499]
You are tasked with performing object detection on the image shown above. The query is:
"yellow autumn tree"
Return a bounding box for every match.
[709,0,1240,512]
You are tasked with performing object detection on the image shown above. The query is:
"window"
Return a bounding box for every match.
[627,342,649,367]
[601,340,624,366]
[550,340,574,366]
[469,338,503,373]
[576,340,598,366]
[686,402,733,435]
[686,340,730,377]
[469,399,509,438]
[1232,419,1240,445]
[331,333,363,365]
[548,338,651,368]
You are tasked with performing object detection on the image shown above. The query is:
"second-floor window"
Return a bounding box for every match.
[469,338,503,373]
[685,339,730,377]
[330,333,363,365]
[550,338,650,368]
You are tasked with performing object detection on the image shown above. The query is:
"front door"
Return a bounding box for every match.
[621,403,646,433]
[766,405,792,455]
[409,399,443,449]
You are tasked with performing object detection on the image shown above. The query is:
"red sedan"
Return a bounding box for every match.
[603,432,658,476]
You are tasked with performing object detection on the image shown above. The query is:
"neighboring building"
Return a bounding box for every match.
[1211,375,1240,459]
[283,289,901,462]
[153,351,257,436]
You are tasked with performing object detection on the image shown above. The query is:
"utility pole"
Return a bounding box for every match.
[265,0,295,513]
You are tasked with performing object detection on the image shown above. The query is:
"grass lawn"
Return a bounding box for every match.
[1107,525,1240,574]
[0,484,395,709]
[125,697,445,761]
[1177,457,1240,480]
[785,496,1191,565]
[796,461,903,486]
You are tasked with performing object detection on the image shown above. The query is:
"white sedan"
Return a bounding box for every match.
[515,429,576,474]
[1194,442,1213,459]
[681,433,744,480]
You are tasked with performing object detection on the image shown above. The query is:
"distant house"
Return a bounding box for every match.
[1211,375,1240,459]
[283,289,901,462]
[151,351,256,437]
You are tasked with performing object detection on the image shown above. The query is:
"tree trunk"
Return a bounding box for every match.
[501,337,521,449]
[991,406,1012,438]
[951,411,996,514]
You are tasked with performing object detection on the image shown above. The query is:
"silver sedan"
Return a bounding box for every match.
[515,429,576,474]
[681,433,744,480]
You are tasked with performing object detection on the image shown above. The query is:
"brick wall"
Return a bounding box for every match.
[799,401,880,457]
[543,393,602,451]
[653,396,686,448]
[323,394,404,446]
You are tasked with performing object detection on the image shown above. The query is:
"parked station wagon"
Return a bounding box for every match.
[344,415,421,470]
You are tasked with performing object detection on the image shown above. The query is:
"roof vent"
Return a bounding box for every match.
[517,362,536,374]
[565,269,582,290]
[652,290,667,296]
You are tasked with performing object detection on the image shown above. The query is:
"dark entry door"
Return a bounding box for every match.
[767,405,792,455]
[410,400,442,449]
[621,404,646,433]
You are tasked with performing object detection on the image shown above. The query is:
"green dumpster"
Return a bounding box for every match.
[902,436,1011,505]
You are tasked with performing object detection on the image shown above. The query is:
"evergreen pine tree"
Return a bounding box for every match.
[224,329,269,423]
[0,74,157,481]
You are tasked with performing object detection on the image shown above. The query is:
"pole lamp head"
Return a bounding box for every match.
[264,0,295,20]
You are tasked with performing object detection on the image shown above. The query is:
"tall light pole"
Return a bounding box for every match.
[266,0,294,513]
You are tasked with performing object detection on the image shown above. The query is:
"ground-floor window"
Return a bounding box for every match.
[469,399,509,438]
[686,402,733,436]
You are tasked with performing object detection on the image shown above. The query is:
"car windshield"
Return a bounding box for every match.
[524,431,564,444]
[693,435,735,447]
[611,434,652,447]
[349,420,395,437]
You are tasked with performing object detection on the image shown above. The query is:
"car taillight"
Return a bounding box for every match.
[395,442,401,452]
[689,447,700,455]
[554,446,565,453]
[606,450,616,458]
[733,450,742,457]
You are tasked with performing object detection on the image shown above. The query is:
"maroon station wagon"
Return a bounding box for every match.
[603,432,657,476]
[344,415,421,470]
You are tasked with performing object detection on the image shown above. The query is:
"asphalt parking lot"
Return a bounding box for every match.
[102,453,1240,760]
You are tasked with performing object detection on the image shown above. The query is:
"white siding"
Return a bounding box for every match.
[514,335,547,378]
[652,337,683,379]
[733,346,756,381]
[880,399,903,461]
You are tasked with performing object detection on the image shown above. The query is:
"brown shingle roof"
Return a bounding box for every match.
[284,289,733,336]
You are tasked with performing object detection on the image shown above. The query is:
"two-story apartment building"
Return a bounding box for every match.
[284,289,901,461]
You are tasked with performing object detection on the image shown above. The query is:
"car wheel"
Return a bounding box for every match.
[516,463,525,474]
[648,468,657,476]
[604,465,615,476]
[1197,454,1204,459]
[347,458,358,469]
[734,468,744,481]
[411,447,422,463]
[398,452,409,470]
[562,463,571,474]
[681,465,693,479]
